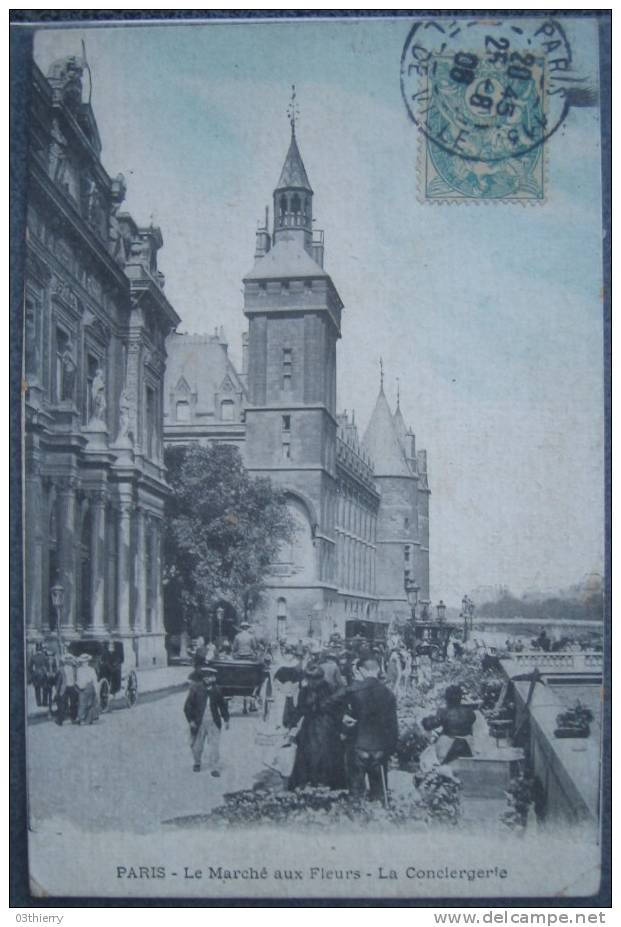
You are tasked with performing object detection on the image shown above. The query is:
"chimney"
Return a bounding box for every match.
[254,206,271,258]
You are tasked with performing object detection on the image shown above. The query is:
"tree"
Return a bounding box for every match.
[163,443,295,637]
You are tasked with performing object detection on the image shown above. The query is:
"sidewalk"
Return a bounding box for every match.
[26,664,191,724]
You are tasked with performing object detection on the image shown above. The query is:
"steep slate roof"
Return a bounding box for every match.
[363,388,412,478]
[164,333,246,418]
[275,132,313,191]
[393,404,409,450]
[244,237,327,281]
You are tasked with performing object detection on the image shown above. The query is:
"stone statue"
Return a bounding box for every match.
[90,366,106,422]
[117,388,133,444]
[60,343,77,402]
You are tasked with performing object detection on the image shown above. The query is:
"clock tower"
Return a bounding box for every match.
[242,92,343,635]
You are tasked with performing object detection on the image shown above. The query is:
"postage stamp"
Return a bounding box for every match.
[10,10,609,905]
[400,17,579,202]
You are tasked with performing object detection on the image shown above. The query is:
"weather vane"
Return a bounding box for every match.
[287,84,300,135]
[396,376,400,408]
[379,357,384,390]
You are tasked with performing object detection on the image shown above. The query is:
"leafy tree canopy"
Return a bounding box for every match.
[163,443,295,634]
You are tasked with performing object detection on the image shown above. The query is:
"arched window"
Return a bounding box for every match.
[220,399,235,421]
[291,193,301,217]
[280,194,288,218]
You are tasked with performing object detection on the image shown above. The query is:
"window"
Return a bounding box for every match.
[291,193,301,216]
[404,545,411,563]
[85,353,99,421]
[404,516,410,530]
[280,194,287,218]
[282,414,291,432]
[24,298,41,378]
[145,386,155,457]
[282,348,292,390]
[220,399,235,421]
[282,441,291,461]
[176,400,190,423]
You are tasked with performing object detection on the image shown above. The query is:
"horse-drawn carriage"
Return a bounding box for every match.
[67,639,138,712]
[408,621,459,662]
[206,658,272,719]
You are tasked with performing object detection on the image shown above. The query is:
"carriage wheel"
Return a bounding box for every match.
[125,670,138,708]
[99,678,111,713]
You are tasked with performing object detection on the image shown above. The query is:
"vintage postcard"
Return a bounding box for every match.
[12,12,609,902]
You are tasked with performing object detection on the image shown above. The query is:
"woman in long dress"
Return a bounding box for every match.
[288,666,346,791]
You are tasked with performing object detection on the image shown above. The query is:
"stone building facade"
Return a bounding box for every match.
[23,57,179,667]
[163,122,430,641]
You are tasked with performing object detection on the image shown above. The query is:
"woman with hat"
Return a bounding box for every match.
[288,665,346,791]
[420,684,476,771]
[75,653,100,725]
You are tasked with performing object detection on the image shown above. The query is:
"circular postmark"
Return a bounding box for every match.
[400,17,574,165]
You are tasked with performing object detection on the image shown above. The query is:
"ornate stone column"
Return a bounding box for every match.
[153,518,164,634]
[89,490,108,633]
[133,504,146,632]
[57,476,77,630]
[116,498,133,633]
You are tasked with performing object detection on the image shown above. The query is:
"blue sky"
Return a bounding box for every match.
[34,17,605,604]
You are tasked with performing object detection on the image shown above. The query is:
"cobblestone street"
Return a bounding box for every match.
[27,686,265,835]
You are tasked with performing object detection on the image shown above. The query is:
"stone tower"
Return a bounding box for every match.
[363,377,424,623]
[242,115,343,637]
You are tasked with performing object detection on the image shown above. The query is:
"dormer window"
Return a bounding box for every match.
[220,399,235,421]
[176,400,190,423]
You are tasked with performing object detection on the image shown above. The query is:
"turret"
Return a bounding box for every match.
[272,86,314,254]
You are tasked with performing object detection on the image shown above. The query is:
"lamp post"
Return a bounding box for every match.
[436,600,447,623]
[50,582,64,657]
[216,606,224,644]
[405,577,420,623]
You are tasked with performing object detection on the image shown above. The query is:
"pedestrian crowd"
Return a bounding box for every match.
[28,643,102,726]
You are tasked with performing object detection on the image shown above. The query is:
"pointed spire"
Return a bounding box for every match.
[363,386,411,478]
[276,132,312,191]
[287,84,299,137]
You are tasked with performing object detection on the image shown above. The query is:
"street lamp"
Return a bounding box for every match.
[50,582,64,656]
[436,600,447,623]
[405,577,420,622]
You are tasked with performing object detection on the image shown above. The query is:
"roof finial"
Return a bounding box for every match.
[396,377,400,409]
[287,84,299,136]
[379,357,384,392]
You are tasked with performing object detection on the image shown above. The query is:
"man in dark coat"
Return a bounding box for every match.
[29,644,49,707]
[183,667,230,774]
[341,656,399,801]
